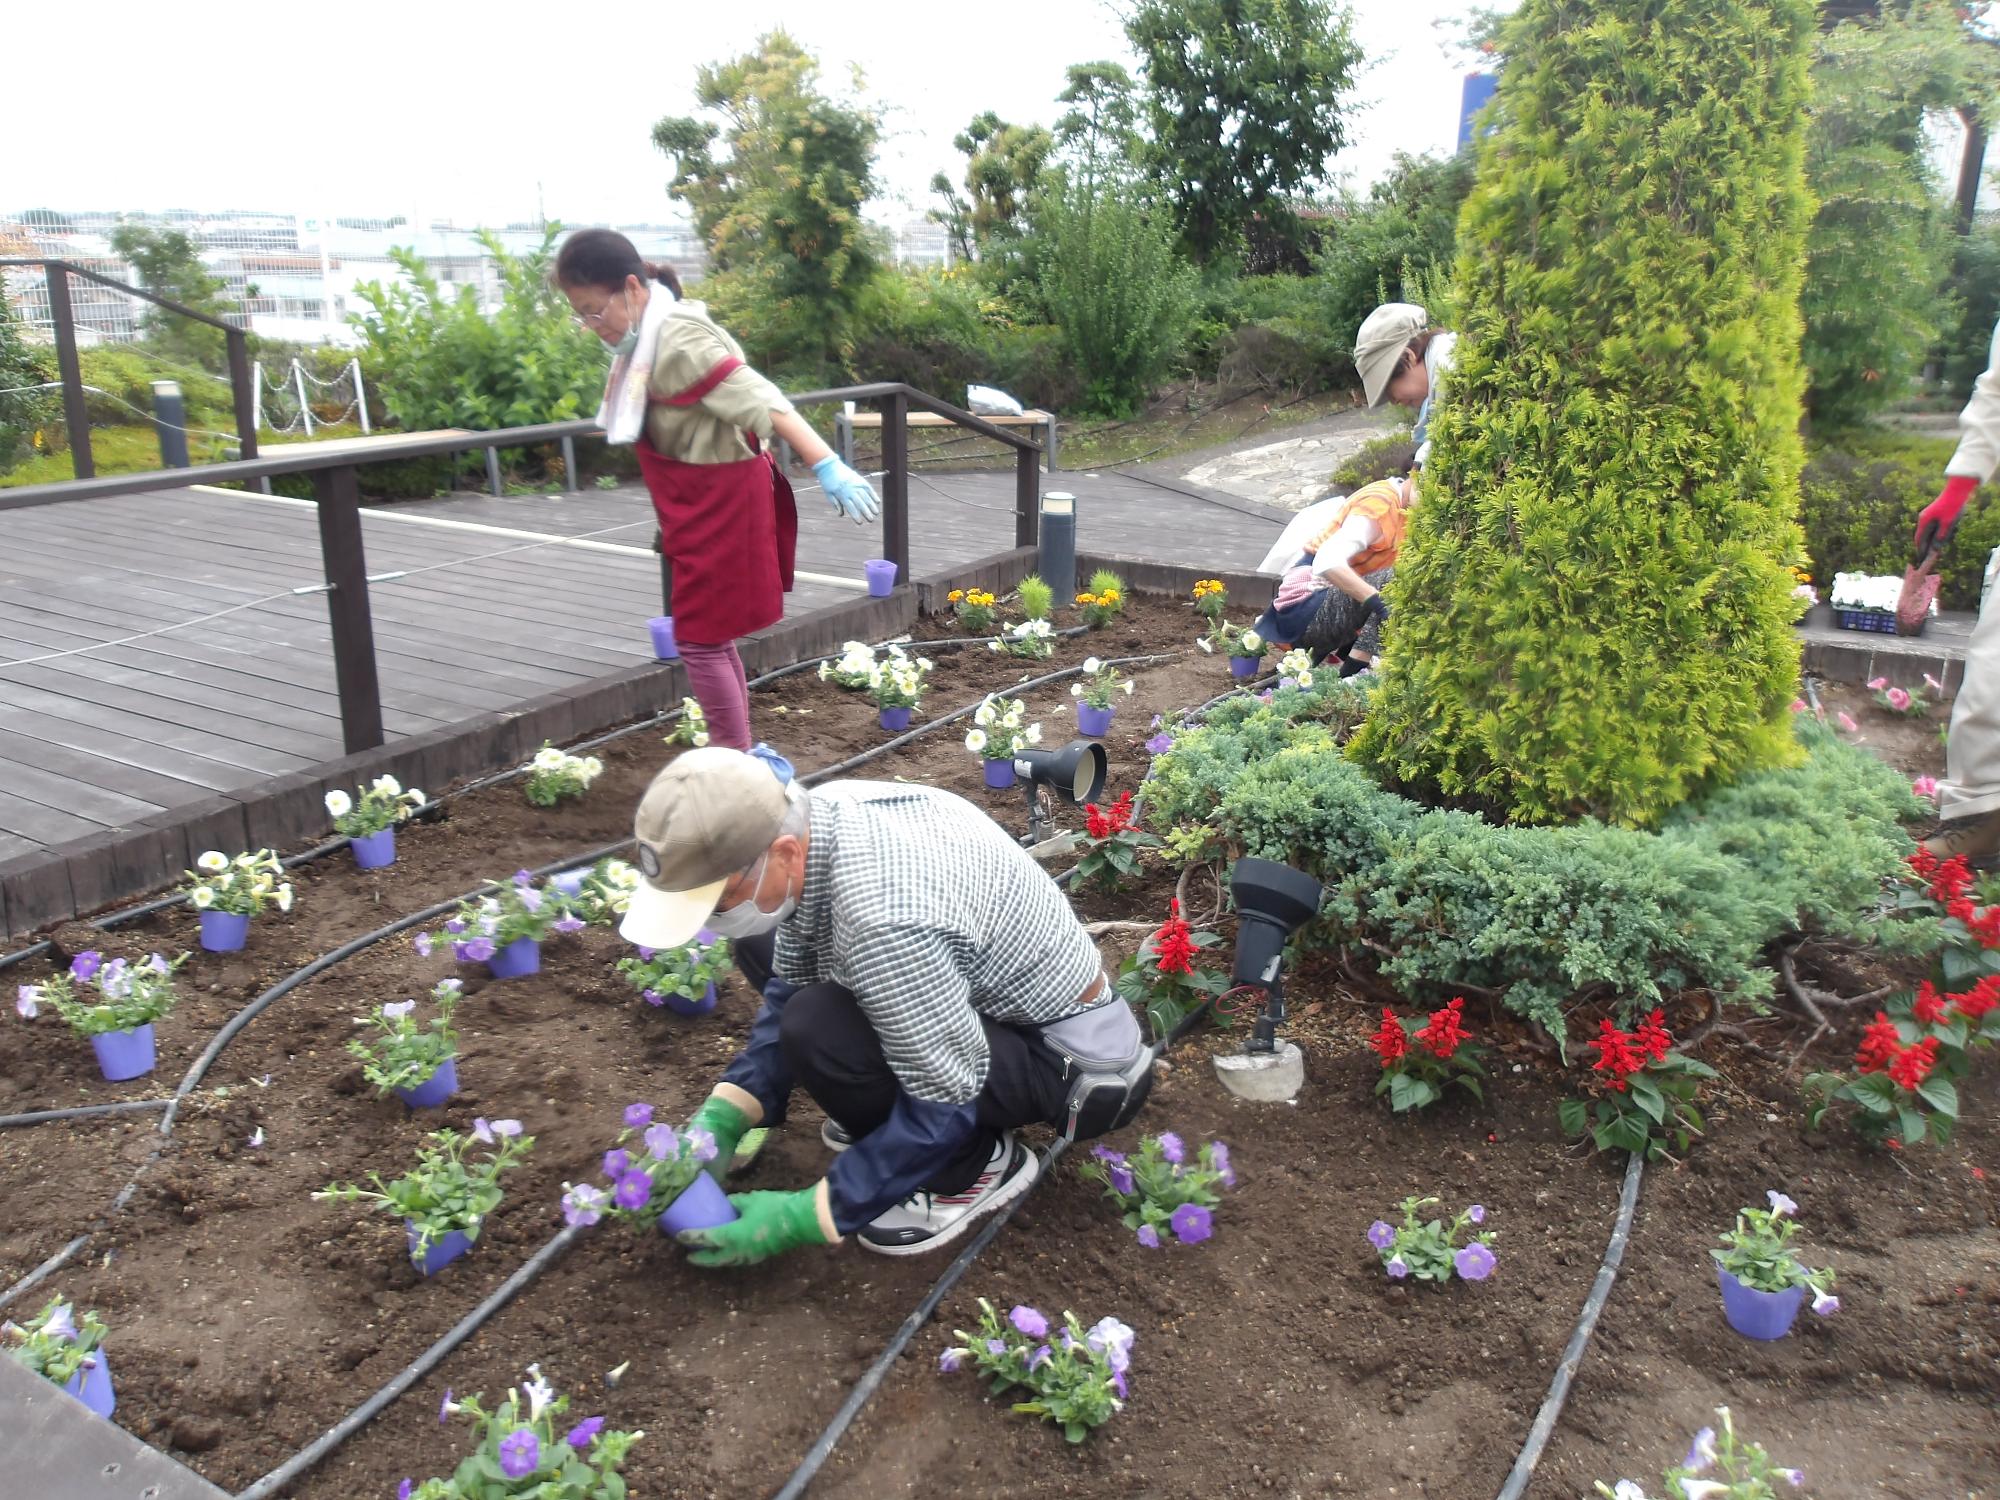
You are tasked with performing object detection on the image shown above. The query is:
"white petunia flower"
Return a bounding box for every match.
[197,851,229,874]
[1122,680,1135,695]
[1197,637,1213,653]
[1025,723,1042,745]
[693,732,710,747]
[532,747,565,771]
[403,787,426,805]
[1241,630,1263,651]
[582,757,603,778]
[1071,683,1084,697]
[975,702,997,726]
[965,729,988,754]
[276,883,295,913]
[372,774,402,797]
[191,886,215,909]
[324,790,353,818]
[1082,657,1101,674]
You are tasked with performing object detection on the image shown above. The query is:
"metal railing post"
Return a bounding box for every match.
[227,330,258,461]
[880,389,910,581]
[1015,444,1039,550]
[560,435,579,493]
[312,463,386,753]
[44,264,92,480]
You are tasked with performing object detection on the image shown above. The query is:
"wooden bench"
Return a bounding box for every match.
[835,402,1058,472]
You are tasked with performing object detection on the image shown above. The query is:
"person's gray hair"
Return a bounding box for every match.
[774,781,811,844]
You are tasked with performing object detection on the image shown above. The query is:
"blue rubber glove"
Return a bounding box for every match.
[812,455,881,524]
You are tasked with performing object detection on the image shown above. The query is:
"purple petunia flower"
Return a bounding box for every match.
[613,1171,653,1211]
[1026,1343,1052,1371]
[69,951,103,981]
[1008,1305,1048,1338]
[519,887,544,914]
[1812,1289,1840,1316]
[566,1415,606,1448]
[688,1129,719,1164]
[1454,1242,1497,1281]
[1767,1190,1798,1218]
[382,1000,416,1020]
[1155,1132,1185,1165]
[561,1182,608,1228]
[42,1303,77,1342]
[439,1388,456,1423]
[1211,1140,1234,1187]
[1085,1317,1134,1374]
[1109,1164,1136,1195]
[1144,732,1175,756]
[641,989,665,1007]
[1684,1426,1718,1474]
[551,871,587,897]
[624,1102,653,1128]
[1468,1204,1486,1224]
[1385,1256,1409,1280]
[938,1347,966,1374]
[413,932,433,958]
[15,986,37,1020]
[513,869,534,887]
[1170,1202,1213,1244]
[1112,1369,1128,1400]
[497,1427,540,1479]
[985,1338,1007,1356]
[1367,1220,1396,1251]
[1137,1224,1161,1249]
[635,946,657,961]
[444,918,467,935]
[643,1123,680,1161]
[603,1148,632,1179]
[552,915,586,935]
[695,928,719,946]
[458,937,496,962]
[490,1119,522,1138]
[1091,1144,1126,1166]
[399,1480,413,1500]
[1775,1468,1805,1489]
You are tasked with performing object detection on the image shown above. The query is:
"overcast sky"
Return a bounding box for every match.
[9,0,1508,227]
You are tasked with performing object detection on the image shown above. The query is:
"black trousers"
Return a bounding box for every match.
[735,933,1071,1196]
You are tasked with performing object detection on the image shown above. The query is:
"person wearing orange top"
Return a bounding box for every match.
[1254,473,1417,670]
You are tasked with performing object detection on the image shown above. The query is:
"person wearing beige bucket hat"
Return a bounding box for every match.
[621,748,1154,1264]
[1353,301,1456,466]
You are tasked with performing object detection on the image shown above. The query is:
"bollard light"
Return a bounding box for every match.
[1039,490,1077,603]
[152,380,190,469]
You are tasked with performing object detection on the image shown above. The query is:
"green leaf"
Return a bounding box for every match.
[1897,1106,1928,1148]
[1627,1079,1667,1124]
[1917,1076,1958,1118]
[1557,1097,1589,1138]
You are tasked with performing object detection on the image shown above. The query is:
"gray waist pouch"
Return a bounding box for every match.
[1037,997,1154,1141]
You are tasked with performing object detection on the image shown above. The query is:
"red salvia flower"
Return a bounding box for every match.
[1151,898,1198,977]
[1370,1009,1408,1066]
[1907,846,1940,881]
[1948,897,1977,925]
[1085,790,1135,841]
[1932,855,1974,904]
[1912,981,1951,1026]
[1888,1036,1942,1090]
[1969,906,2000,949]
[1414,997,1470,1060]
[1952,974,2000,1020]
[1588,1020,1644,1092]
[1634,1008,1673,1063]
[1855,1011,1902,1074]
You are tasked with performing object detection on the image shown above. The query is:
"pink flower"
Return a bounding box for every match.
[1788,699,1807,713]
[1837,711,1858,733]
[1866,677,1889,692]
[1886,687,1912,711]
[1914,776,1939,799]
[1925,672,1946,696]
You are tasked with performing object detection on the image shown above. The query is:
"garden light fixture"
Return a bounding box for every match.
[1214,857,1323,1101]
[1015,737,1108,847]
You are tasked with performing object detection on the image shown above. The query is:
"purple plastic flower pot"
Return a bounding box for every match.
[63,1353,114,1418]
[199,909,249,953]
[863,558,898,598]
[1077,704,1115,737]
[350,826,397,870]
[983,758,1017,790]
[1717,1265,1806,1340]
[659,1173,739,1238]
[648,615,679,660]
[664,981,719,1018]
[89,1024,156,1083]
[406,1222,474,1276]
[486,937,541,979]
[1229,655,1258,679]
[878,705,913,733]
[394,1054,459,1110]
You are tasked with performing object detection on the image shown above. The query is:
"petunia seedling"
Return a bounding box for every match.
[1079,1132,1231,1247]
[938,1298,1132,1442]
[314,1124,534,1261]
[401,1368,640,1497]
[1367,1196,1495,1287]
[2,1296,109,1390]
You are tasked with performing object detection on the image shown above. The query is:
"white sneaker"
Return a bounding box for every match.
[856,1132,1039,1257]
[821,1119,854,1153]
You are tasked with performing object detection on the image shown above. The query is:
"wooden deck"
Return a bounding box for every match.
[0,465,1287,917]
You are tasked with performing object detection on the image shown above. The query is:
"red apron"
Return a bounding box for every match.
[634,357,798,645]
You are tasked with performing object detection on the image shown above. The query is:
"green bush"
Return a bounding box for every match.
[1327,430,1416,492]
[0,276,56,471]
[1354,0,1817,828]
[1316,151,1474,355]
[1198,274,1350,394]
[1035,177,1198,417]
[1940,223,2000,405]
[1799,428,1995,611]
[1150,683,1921,1036]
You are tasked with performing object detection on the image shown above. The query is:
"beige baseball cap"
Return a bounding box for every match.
[1354,302,1429,409]
[619,748,791,950]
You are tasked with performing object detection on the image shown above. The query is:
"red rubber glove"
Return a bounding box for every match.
[1916,476,1978,561]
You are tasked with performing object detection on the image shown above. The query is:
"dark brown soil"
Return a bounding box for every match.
[1813,678,1951,785]
[3,605,1992,1500]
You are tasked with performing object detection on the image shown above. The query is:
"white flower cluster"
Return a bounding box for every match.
[185,849,293,917]
[867,645,933,709]
[524,743,605,807]
[967,693,1042,759]
[325,773,426,836]
[1830,571,1931,615]
[1071,656,1137,709]
[819,640,879,689]
[666,696,710,749]
[988,618,1056,659]
[1276,647,1316,692]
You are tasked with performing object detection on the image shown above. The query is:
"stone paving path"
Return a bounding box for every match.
[1179,409,1405,511]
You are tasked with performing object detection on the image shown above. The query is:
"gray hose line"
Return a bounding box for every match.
[0,1098,173,1130]
[1492,1150,1646,1500]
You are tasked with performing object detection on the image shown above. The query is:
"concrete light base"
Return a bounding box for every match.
[1213,1042,1304,1103]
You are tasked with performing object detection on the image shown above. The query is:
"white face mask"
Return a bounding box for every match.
[706,851,796,938]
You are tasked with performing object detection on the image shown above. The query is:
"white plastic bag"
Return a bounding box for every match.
[967,384,1025,417]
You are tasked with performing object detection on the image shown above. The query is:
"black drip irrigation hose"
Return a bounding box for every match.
[0,1097,173,1130]
[1491,1150,1646,1500]
[0,648,1185,1497]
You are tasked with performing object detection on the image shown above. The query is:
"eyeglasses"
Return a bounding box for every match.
[570,291,630,331]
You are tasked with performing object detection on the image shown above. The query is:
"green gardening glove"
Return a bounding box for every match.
[685,1095,752,1186]
[677,1187,833,1268]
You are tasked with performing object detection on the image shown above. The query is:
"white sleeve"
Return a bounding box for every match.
[1949,319,2000,483]
[1314,513,1381,579]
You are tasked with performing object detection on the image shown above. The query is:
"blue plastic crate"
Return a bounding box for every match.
[1834,606,1922,636]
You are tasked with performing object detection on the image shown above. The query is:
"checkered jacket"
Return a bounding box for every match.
[774,782,1103,1104]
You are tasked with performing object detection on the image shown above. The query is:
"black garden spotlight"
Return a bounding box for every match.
[1014,738,1108,847]
[1224,857,1324,1055]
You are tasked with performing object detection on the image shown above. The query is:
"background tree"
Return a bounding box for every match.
[0,273,57,471]
[1802,0,1998,428]
[1318,151,1476,357]
[1053,61,1146,182]
[929,113,1056,261]
[652,31,879,364]
[1353,0,1817,829]
[107,224,233,368]
[1123,0,1362,263]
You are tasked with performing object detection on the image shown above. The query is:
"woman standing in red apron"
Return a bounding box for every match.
[555,229,880,751]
